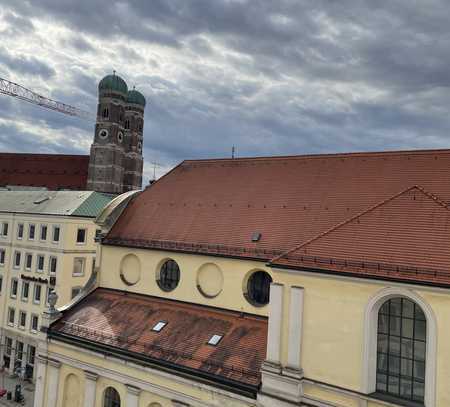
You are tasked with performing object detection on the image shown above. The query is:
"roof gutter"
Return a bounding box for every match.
[48,330,259,399]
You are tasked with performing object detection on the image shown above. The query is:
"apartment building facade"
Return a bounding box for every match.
[0,190,113,380]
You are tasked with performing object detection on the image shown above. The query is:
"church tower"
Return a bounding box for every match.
[87,73,146,194]
[123,88,145,191]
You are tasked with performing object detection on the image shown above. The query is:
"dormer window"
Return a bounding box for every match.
[207,334,223,346]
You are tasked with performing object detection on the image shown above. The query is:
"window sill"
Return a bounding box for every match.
[370,392,424,407]
[72,273,85,277]
[7,323,14,327]
[21,298,28,302]
[19,326,25,331]
[30,330,38,335]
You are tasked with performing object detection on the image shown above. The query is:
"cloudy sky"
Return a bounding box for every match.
[0,1,450,181]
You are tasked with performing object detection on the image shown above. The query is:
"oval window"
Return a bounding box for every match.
[137,141,142,152]
[246,271,272,306]
[157,259,180,292]
[118,132,123,143]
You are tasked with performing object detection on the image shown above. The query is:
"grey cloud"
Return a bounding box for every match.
[0,46,56,79]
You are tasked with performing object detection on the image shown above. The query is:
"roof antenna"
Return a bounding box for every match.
[113,70,116,76]
[150,161,161,183]
[232,145,236,159]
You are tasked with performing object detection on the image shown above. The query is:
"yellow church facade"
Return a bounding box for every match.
[33,150,450,407]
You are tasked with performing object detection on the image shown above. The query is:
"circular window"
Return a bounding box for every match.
[157,259,180,292]
[118,132,123,143]
[119,254,141,286]
[99,129,109,139]
[246,271,272,306]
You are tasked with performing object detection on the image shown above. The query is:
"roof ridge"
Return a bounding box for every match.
[270,185,446,264]
[183,148,450,165]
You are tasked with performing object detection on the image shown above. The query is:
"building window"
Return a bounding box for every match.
[76,228,86,244]
[40,225,47,241]
[376,298,426,404]
[28,224,35,240]
[36,255,45,273]
[103,387,121,407]
[124,119,130,129]
[19,311,26,329]
[33,284,42,304]
[13,251,21,269]
[52,226,60,243]
[21,281,29,301]
[71,286,82,299]
[5,337,12,355]
[157,259,180,292]
[1,222,9,237]
[16,341,24,364]
[0,249,5,266]
[0,275,3,293]
[49,256,57,274]
[8,307,15,325]
[102,107,109,118]
[25,253,32,271]
[73,258,85,276]
[10,278,18,298]
[246,271,272,306]
[17,223,24,239]
[30,314,39,332]
[27,345,36,365]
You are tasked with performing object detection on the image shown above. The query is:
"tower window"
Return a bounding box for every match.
[125,119,130,130]
[99,129,109,139]
[102,107,109,118]
[117,132,124,143]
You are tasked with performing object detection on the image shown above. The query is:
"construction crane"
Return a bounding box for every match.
[0,76,94,121]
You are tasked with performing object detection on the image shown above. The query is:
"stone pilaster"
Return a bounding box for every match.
[32,355,47,407]
[46,358,61,407]
[84,370,99,407]
[126,384,141,407]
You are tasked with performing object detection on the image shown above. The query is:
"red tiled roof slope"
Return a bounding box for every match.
[106,149,450,260]
[0,153,89,190]
[271,186,450,285]
[50,288,267,388]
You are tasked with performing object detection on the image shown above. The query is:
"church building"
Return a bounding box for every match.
[0,73,146,195]
[32,149,450,407]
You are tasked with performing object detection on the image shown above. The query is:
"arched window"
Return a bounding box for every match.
[103,387,120,407]
[102,107,109,119]
[246,271,272,306]
[124,119,130,130]
[376,297,426,404]
[157,259,180,291]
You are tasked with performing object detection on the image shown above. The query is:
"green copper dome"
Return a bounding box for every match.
[99,74,128,95]
[127,89,146,107]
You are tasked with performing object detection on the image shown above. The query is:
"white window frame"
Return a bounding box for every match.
[24,253,33,271]
[52,225,61,243]
[33,284,42,305]
[30,314,39,333]
[13,251,21,269]
[362,287,437,407]
[40,224,48,241]
[19,310,26,330]
[73,257,86,276]
[0,249,5,266]
[7,307,15,326]
[28,224,36,240]
[21,281,29,302]
[36,255,45,273]
[49,256,57,274]
[76,228,87,245]
[17,223,24,240]
[10,278,18,299]
[1,222,9,237]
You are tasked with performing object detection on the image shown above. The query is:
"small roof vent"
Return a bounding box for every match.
[207,334,223,346]
[151,321,167,332]
[33,196,50,204]
[251,232,262,242]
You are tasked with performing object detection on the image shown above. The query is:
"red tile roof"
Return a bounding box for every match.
[0,153,89,190]
[270,186,450,286]
[50,288,267,390]
[106,149,450,267]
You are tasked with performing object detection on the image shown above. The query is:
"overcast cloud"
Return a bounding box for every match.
[0,0,449,181]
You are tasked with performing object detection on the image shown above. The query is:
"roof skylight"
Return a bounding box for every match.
[207,334,223,346]
[151,321,167,332]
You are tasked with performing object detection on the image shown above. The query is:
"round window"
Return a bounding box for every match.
[246,271,272,306]
[157,259,180,292]
[137,141,142,152]
[99,129,109,139]
[118,132,123,143]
